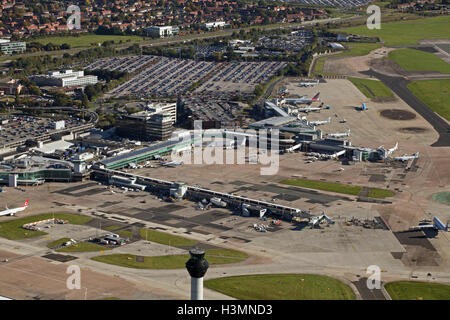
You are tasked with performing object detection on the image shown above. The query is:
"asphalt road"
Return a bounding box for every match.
[363,70,450,147]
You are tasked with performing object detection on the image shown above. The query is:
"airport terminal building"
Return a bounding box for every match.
[0,157,73,186]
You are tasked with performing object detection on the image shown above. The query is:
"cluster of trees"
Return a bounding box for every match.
[96,108,118,129]
[142,46,196,59]
[95,25,136,36]
[9,43,141,76]
[26,42,71,53]
[20,78,42,96]
[83,70,129,103]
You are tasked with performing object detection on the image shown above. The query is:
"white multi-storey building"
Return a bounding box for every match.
[31,70,98,88]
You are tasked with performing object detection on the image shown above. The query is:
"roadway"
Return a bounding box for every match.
[362,69,450,147]
[0,17,346,65]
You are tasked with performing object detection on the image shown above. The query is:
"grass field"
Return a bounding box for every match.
[281,179,394,198]
[0,213,92,240]
[57,242,110,253]
[204,274,356,300]
[337,15,450,46]
[28,35,144,48]
[47,237,71,248]
[348,77,394,100]
[385,281,450,300]
[313,43,381,76]
[388,48,450,74]
[313,56,326,74]
[367,188,395,199]
[407,79,450,121]
[282,178,362,195]
[139,228,198,247]
[338,42,382,57]
[103,225,121,231]
[91,248,248,269]
[117,230,133,239]
[432,192,450,204]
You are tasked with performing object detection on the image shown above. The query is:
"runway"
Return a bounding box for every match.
[362,70,450,147]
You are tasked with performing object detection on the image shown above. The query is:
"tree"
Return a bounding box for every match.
[82,94,90,108]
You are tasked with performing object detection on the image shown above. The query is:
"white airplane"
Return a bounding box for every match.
[378,142,398,157]
[326,129,351,138]
[161,161,184,167]
[299,80,319,87]
[0,199,29,217]
[297,106,322,114]
[210,197,227,208]
[285,143,302,153]
[393,152,419,162]
[285,93,320,106]
[411,217,448,232]
[387,142,399,156]
[309,117,331,126]
[309,213,335,228]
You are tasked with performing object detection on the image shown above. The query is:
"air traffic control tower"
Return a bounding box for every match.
[185,248,209,300]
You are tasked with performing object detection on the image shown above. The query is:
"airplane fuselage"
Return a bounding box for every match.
[0,200,28,216]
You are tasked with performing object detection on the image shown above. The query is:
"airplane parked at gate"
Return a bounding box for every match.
[161,161,183,167]
[0,200,29,216]
[309,117,331,126]
[326,129,351,138]
[411,217,448,232]
[393,152,419,162]
[284,93,320,106]
[299,80,319,87]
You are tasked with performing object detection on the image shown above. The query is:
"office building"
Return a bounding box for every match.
[31,70,98,88]
[116,104,176,141]
[145,26,179,38]
[0,39,26,54]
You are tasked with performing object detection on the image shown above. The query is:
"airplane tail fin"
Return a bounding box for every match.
[415,152,419,157]
[312,93,320,101]
[22,199,29,207]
